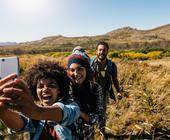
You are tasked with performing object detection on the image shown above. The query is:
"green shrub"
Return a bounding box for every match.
[108,51,120,58]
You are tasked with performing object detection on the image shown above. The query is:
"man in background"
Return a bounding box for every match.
[90,41,122,134]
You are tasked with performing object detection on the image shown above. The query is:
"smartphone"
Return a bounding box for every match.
[0,56,19,79]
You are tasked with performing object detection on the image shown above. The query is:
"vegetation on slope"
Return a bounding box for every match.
[1,24,170,55]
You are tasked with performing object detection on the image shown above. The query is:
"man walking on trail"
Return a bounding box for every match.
[90,41,122,134]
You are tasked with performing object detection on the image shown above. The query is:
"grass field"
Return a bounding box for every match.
[0,54,170,140]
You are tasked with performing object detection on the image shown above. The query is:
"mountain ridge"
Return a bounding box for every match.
[0,42,17,46]
[0,24,170,54]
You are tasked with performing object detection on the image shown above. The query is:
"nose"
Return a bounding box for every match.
[42,86,48,93]
[73,70,78,76]
[100,50,104,53]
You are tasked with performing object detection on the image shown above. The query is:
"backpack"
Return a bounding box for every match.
[72,50,90,62]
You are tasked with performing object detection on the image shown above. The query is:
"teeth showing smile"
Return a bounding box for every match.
[43,95,52,100]
[75,76,81,83]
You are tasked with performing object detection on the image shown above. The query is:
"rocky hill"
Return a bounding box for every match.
[1,24,170,54]
[107,24,170,40]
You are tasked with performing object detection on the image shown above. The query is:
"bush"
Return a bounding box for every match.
[109,50,165,60]
[108,51,120,58]
[146,51,163,59]
[46,52,71,57]
[120,52,148,60]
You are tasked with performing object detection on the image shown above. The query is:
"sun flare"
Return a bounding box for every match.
[4,0,49,19]
[11,0,47,13]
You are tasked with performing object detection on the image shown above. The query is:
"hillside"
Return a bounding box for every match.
[107,24,170,40]
[0,24,170,55]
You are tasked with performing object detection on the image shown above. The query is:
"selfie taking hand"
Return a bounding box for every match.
[0,73,29,108]
[0,73,18,97]
[0,73,18,113]
[2,78,37,118]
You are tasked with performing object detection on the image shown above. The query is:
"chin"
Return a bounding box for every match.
[76,80,83,85]
[99,56,105,60]
[43,101,52,106]
[76,82,81,85]
[101,58,106,61]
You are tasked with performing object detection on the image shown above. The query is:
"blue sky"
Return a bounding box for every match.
[0,0,170,42]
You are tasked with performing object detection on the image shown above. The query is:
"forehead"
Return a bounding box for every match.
[38,78,57,84]
[97,44,107,50]
[69,63,82,68]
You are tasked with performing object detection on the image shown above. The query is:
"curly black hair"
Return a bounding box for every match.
[24,60,70,101]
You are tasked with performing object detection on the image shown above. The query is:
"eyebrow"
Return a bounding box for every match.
[47,81,58,85]
[39,80,58,85]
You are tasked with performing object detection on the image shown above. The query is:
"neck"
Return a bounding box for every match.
[98,58,107,66]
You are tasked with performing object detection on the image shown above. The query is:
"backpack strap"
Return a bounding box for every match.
[107,59,114,76]
[90,56,98,81]
[90,56,97,67]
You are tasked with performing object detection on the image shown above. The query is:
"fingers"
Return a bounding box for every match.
[0,73,17,86]
[0,80,27,113]
[15,79,29,92]
[0,79,27,95]
[0,80,16,90]
[0,96,13,102]
[0,90,24,108]
[0,77,18,94]
[3,87,23,98]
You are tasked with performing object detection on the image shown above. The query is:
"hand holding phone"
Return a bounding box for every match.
[0,73,18,95]
[0,73,18,111]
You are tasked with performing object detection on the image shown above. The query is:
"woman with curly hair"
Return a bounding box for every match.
[0,60,80,140]
[67,54,104,140]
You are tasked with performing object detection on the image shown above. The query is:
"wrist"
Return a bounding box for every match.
[117,92,122,100]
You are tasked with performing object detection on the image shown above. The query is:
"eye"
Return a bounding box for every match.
[77,66,84,72]
[69,68,75,73]
[37,84,43,89]
[47,84,58,88]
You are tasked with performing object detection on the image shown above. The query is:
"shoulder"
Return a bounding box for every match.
[53,101,80,125]
[90,55,97,60]
[90,56,97,64]
[107,59,117,68]
[53,100,79,110]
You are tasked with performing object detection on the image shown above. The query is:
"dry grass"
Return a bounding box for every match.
[105,58,170,138]
[1,55,170,139]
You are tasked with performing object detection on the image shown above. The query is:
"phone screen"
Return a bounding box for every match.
[0,57,19,79]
